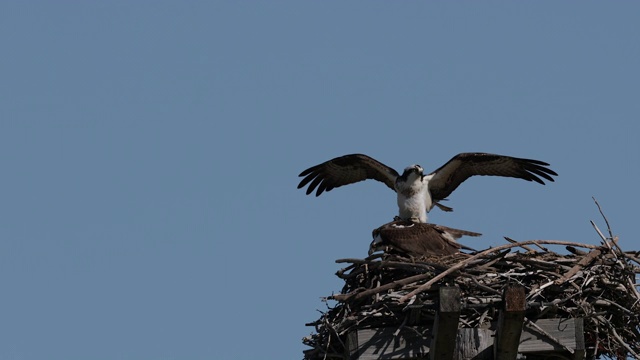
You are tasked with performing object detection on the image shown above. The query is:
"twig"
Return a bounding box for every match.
[590,220,609,244]
[505,236,537,252]
[591,198,625,256]
[593,197,614,240]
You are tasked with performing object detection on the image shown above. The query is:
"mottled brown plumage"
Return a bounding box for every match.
[369,220,481,257]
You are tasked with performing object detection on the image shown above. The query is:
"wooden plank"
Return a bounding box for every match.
[494,286,526,360]
[519,318,585,359]
[346,327,431,360]
[430,287,461,360]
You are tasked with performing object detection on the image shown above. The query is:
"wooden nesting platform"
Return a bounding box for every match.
[303,234,640,360]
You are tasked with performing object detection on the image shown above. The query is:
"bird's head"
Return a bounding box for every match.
[395,164,425,195]
[400,164,424,181]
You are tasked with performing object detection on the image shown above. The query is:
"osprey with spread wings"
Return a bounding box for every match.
[297,153,557,223]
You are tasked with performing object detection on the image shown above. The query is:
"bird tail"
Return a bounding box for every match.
[434,201,454,212]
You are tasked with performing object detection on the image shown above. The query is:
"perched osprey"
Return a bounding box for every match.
[369,220,481,257]
[298,153,557,222]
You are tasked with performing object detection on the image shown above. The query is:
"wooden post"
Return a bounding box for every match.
[454,328,493,360]
[430,286,461,360]
[494,285,526,360]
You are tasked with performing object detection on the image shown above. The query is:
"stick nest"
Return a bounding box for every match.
[303,225,640,360]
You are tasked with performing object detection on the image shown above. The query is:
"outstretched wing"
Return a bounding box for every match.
[428,153,558,201]
[298,154,399,196]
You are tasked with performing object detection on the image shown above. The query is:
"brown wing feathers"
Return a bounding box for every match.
[298,154,399,196]
[428,153,557,201]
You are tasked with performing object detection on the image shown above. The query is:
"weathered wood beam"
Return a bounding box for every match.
[519,318,585,359]
[430,287,461,360]
[494,285,526,360]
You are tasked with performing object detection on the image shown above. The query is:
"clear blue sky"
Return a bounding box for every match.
[1,2,639,359]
